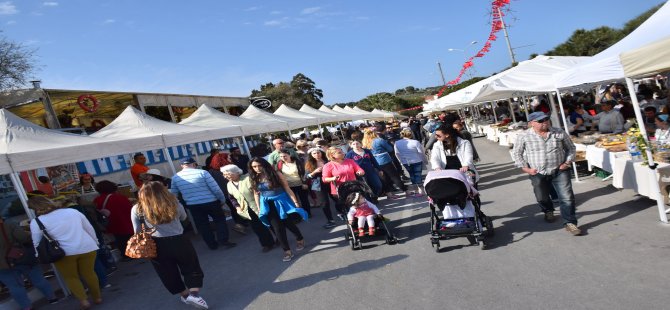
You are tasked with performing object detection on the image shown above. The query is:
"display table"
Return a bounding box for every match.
[498,130,524,147]
[585,145,629,173]
[483,125,499,142]
[612,158,670,204]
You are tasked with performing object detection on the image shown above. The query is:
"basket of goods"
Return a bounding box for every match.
[597,135,627,152]
[653,151,670,164]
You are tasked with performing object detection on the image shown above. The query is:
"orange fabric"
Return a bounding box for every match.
[130,163,149,187]
[210,153,231,171]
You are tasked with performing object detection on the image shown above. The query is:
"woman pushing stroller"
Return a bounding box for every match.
[430,125,479,184]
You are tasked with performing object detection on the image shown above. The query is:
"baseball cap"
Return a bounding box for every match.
[528,112,549,122]
[180,157,197,165]
[145,168,162,176]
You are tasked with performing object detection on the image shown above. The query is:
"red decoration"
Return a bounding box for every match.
[437,0,511,97]
[77,94,99,113]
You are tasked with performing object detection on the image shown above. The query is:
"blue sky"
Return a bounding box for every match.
[0,0,665,104]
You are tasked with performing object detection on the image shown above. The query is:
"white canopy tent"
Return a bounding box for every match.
[620,36,670,79]
[553,0,670,89]
[180,104,286,135]
[92,106,243,149]
[239,105,305,131]
[300,104,351,123]
[0,109,153,175]
[350,107,385,119]
[332,105,369,120]
[344,106,385,119]
[274,104,331,126]
[619,36,670,223]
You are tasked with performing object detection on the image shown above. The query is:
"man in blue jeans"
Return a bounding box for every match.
[170,158,237,249]
[511,112,581,236]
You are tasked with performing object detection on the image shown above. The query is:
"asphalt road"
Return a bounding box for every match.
[44,138,670,310]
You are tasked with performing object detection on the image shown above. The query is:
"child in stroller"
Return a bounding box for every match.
[337,179,397,249]
[424,170,493,251]
[346,192,381,237]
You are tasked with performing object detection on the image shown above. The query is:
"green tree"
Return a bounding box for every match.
[546,26,624,56]
[0,35,37,90]
[249,73,323,111]
[357,92,411,112]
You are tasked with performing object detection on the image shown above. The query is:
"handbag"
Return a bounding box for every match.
[1,222,38,267]
[125,214,157,259]
[97,194,112,228]
[34,217,66,264]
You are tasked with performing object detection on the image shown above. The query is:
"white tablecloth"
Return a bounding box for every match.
[612,158,670,203]
[585,145,629,173]
[498,130,524,147]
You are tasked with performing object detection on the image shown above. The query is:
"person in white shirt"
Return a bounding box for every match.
[592,100,624,134]
[654,114,670,145]
[394,128,426,196]
[28,196,100,309]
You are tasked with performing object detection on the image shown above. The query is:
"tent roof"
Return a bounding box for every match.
[434,56,586,109]
[274,105,329,126]
[352,107,387,119]
[91,106,243,148]
[299,105,350,122]
[180,104,286,135]
[620,36,670,78]
[332,106,368,120]
[321,105,366,120]
[0,109,148,173]
[553,1,670,89]
[240,105,304,131]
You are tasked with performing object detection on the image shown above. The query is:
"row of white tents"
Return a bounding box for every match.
[423,0,670,223]
[0,101,402,220]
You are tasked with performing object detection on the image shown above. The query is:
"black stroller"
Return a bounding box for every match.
[424,170,493,251]
[337,178,397,250]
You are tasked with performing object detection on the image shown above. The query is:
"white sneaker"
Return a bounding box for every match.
[184,294,209,309]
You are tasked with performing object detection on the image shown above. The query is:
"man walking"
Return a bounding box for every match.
[511,112,581,236]
[170,158,237,249]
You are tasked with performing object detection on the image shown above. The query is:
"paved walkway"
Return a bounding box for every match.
[43,138,670,310]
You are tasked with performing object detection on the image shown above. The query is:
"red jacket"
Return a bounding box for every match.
[93,193,134,235]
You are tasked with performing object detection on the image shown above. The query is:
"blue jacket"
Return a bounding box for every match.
[370,138,394,166]
[345,148,379,173]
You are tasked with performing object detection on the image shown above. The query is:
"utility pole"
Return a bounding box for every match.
[437,61,447,85]
[497,6,517,66]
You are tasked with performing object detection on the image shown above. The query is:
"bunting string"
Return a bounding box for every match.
[437,0,511,97]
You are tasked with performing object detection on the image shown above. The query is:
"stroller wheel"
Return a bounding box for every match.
[435,243,440,252]
[349,237,356,250]
[479,240,486,250]
[466,236,477,245]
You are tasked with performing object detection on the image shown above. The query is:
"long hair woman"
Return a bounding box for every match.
[134,181,208,309]
[362,126,406,198]
[430,125,479,183]
[28,196,101,309]
[249,157,308,262]
[277,148,312,218]
[305,148,336,228]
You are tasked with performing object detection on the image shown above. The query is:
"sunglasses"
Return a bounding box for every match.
[534,118,548,123]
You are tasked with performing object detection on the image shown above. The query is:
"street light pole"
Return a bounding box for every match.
[447,40,478,79]
[437,61,447,85]
[497,6,517,66]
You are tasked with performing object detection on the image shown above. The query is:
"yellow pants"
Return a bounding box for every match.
[53,251,100,302]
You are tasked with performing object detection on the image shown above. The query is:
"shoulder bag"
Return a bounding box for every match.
[125,214,157,259]
[34,217,66,264]
[0,222,38,267]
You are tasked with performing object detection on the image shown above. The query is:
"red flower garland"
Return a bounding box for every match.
[77,94,99,113]
[437,0,511,97]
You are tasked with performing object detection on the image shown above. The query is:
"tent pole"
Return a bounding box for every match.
[625,77,668,224]
[340,122,347,141]
[522,96,530,121]
[548,94,561,129]
[555,90,580,182]
[163,148,178,176]
[318,124,324,139]
[9,172,71,296]
[241,136,252,156]
[491,101,498,122]
[287,129,293,141]
[508,99,517,123]
[164,97,177,123]
[191,144,201,165]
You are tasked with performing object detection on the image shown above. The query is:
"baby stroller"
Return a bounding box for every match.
[424,170,493,252]
[337,178,397,250]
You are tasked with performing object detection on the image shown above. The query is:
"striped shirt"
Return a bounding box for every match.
[169,167,226,206]
[511,127,576,175]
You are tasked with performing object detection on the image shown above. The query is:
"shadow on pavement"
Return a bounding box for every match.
[268,255,408,294]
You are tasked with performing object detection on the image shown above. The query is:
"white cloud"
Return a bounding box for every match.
[42,2,58,6]
[0,2,18,15]
[244,6,259,11]
[269,10,282,15]
[102,19,115,24]
[6,20,15,25]
[301,7,321,15]
[264,20,282,27]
